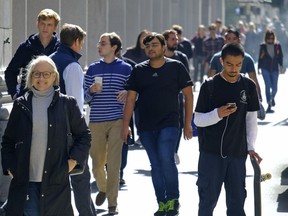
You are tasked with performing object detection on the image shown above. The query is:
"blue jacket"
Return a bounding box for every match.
[4,33,60,98]
[50,44,82,94]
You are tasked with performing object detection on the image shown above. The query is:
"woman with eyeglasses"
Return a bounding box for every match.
[258,29,283,113]
[1,55,91,216]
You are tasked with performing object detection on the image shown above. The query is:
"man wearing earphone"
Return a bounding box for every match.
[194,43,262,216]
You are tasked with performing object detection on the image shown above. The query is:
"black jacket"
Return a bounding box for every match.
[258,42,283,72]
[1,88,91,216]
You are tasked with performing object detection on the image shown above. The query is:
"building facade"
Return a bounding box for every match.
[0,0,225,72]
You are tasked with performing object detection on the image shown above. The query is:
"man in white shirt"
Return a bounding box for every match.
[50,23,96,216]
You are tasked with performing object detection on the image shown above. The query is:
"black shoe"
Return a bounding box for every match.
[266,106,274,113]
[108,206,118,215]
[119,178,126,185]
[95,191,106,206]
[0,201,7,216]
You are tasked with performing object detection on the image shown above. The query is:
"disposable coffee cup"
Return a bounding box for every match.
[94,76,103,85]
[94,76,103,92]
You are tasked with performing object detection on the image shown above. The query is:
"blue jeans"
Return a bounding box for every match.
[24,182,41,216]
[193,55,206,83]
[261,69,279,105]
[140,127,180,203]
[197,152,247,216]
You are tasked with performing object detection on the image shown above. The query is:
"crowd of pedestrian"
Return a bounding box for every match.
[0,7,286,216]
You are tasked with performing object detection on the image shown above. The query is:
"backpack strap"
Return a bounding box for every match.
[206,76,214,110]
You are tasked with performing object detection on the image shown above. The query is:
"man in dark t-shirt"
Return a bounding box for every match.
[194,43,262,215]
[121,33,193,216]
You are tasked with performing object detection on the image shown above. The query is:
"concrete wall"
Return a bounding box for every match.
[0,0,12,72]
[1,0,225,71]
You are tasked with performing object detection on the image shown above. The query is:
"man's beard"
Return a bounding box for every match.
[167,46,177,52]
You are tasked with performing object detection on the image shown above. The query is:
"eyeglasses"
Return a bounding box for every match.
[98,42,111,47]
[144,43,160,49]
[267,37,274,40]
[32,71,52,79]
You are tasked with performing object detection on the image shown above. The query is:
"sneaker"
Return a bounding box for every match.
[166,199,180,216]
[119,178,126,185]
[134,138,141,145]
[95,191,106,206]
[266,105,274,114]
[154,201,167,216]
[174,153,180,165]
[108,206,118,215]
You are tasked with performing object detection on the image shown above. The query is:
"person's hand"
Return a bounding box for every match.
[68,159,77,173]
[8,170,13,178]
[217,104,237,118]
[116,90,127,103]
[183,124,193,140]
[89,83,102,94]
[121,126,131,144]
[248,150,262,164]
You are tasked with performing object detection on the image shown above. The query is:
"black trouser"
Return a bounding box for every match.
[71,163,97,216]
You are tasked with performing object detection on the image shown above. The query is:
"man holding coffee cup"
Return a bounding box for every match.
[84,32,132,215]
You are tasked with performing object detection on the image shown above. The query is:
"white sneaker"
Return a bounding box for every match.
[174,153,180,165]
[134,138,141,145]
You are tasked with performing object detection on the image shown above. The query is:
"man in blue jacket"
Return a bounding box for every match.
[50,23,96,216]
[4,9,60,100]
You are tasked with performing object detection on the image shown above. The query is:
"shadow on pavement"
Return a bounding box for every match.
[277,167,288,212]
[133,169,151,177]
[274,117,288,126]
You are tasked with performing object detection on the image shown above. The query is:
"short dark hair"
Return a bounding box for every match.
[162,29,177,41]
[171,24,183,35]
[221,43,245,60]
[143,33,166,46]
[60,23,86,47]
[101,32,122,54]
[224,29,240,39]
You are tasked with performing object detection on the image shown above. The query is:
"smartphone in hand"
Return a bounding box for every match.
[226,103,236,109]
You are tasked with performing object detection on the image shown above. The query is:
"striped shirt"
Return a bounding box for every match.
[84,58,132,122]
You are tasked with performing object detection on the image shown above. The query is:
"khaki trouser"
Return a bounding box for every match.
[89,119,123,207]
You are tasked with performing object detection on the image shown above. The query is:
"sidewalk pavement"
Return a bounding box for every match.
[72,72,288,215]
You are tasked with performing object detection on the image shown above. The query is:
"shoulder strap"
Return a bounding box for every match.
[64,100,73,153]
[240,74,249,93]
[206,77,214,110]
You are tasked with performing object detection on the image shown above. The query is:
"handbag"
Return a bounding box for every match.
[64,100,86,176]
[257,101,266,120]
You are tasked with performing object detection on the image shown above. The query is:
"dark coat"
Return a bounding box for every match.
[4,33,60,98]
[1,88,91,216]
[258,42,283,72]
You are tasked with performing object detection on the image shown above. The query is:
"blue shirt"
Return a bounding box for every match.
[210,51,256,74]
[84,58,132,122]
